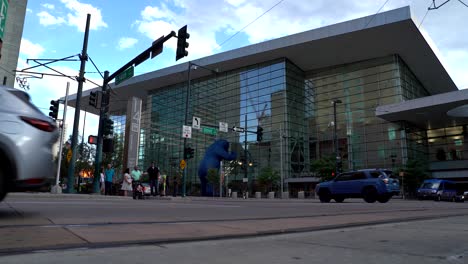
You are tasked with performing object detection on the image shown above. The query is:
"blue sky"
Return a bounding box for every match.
[15,0,468,141]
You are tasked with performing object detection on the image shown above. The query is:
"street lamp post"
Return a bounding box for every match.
[332,99,342,174]
[182,61,218,197]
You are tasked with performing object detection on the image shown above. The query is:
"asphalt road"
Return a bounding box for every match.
[0,193,467,262]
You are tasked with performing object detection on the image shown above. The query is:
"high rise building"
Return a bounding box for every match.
[0,0,27,87]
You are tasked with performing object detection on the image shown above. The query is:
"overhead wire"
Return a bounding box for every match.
[364,0,391,29]
[217,0,286,48]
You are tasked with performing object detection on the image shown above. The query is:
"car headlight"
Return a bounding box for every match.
[431,190,437,193]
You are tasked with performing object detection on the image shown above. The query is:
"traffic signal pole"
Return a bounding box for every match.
[92,71,109,194]
[66,14,91,193]
[91,31,177,194]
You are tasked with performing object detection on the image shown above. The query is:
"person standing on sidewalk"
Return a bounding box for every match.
[147,162,160,196]
[121,168,132,196]
[99,166,105,194]
[131,165,143,199]
[104,164,115,196]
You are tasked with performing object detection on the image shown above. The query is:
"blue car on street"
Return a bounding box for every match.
[315,169,400,203]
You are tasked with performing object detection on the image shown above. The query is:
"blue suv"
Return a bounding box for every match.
[315,169,400,203]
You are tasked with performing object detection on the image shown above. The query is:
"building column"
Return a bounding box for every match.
[123,97,142,169]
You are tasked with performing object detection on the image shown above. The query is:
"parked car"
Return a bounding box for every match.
[464,191,468,201]
[315,169,400,203]
[0,86,58,202]
[417,179,463,202]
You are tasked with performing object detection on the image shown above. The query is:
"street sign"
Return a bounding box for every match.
[232,126,245,133]
[115,66,134,85]
[192,116,201,130]
[182,125,192,138]
[66,149,72,163]
[219,122,228,132]
[0,0,9,40]
[180,159,186,170]
[202,127,217,136]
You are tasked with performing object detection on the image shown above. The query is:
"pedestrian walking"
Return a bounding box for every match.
[104,164,114,196]
[147,162,160,196]
[121,168,132,196]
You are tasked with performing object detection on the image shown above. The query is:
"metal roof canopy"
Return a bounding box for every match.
[67,6,457,116]
[376,89,468,129]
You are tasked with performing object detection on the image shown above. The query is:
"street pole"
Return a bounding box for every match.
[182,62,191,197]
[93,71,109,194]
[67,14,91,193]
[220,161,223,198]
[280,124,284,194]
[52,82,69,194]
[244,114,248,198]
[332,99,342,175]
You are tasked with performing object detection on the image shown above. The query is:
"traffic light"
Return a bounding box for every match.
[103,138,114,153]
[256,126,263,142]
[176,25,189,61]
[49,100,59,120]
[89,91,98,107]
[88,135,98,145]
[184,147,195,159]
[102,117,114,136]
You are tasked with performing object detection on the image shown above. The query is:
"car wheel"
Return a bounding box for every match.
[362,187,377,203]
[0,165,6,202]
[334,197,345,203]
[435,195,441,202]
[377,195,390,203]
[318,189,331,203]
[451,196,456,202]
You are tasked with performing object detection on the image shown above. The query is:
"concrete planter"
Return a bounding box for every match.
[298,191,305,199]
[231,192,238,199]
[282,192,289,199]
[268,192,275,199]
[255,192,261,199]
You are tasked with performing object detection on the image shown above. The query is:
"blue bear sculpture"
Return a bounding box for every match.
[198,139,237,196]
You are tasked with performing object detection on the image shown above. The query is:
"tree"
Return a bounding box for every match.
[257,166,280,193]
[400,158,430,197]
[311,155,336,182]
[207,168,220,197]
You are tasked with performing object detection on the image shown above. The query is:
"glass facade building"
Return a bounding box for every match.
[107,53,467,194]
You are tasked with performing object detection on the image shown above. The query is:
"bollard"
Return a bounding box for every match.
[255,192,261,199]
[232,192,238,199]
[268,191,275,199]
[298,191,305,199]
[282,191,289,199]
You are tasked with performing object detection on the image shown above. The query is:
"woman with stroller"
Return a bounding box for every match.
[121,168,132,196]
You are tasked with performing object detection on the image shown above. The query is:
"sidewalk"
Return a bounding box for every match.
[6,192,323,202]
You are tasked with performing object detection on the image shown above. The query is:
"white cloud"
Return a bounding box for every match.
[26,8,33,13]
[60,0,108,32]
[37,11,66,26]
[117,37,138,50]
[19,38,45,58]
[42,3,55,10]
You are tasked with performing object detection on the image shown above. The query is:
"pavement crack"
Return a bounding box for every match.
[62,227,91,244]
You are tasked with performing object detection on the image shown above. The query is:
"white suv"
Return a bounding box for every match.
[0,87,58,201]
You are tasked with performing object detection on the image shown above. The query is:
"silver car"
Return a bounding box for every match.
[0,86,59,201]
